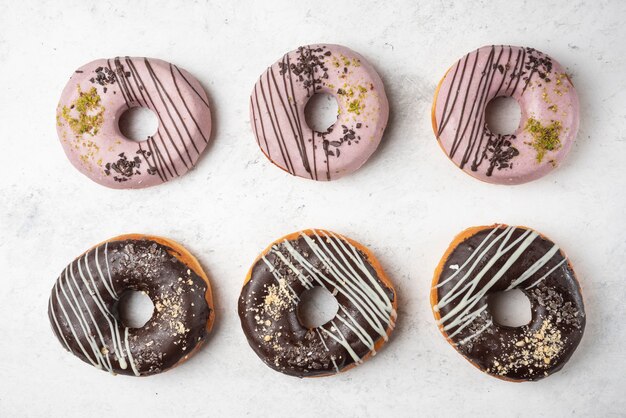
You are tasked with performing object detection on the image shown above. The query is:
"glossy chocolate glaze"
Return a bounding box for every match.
[238,230,396,377]
[433,225,585,381]
[48,238,212,376]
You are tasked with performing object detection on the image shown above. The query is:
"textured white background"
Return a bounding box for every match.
[1,1,625,417]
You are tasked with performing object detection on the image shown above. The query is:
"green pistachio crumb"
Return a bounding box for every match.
[348,99,363,115]
[60,86,105,136]
[525,117,562,163]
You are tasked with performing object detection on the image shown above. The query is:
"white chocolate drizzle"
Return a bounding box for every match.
[263,230,396,364]
[49,248,140,375]
[434,226,564,346]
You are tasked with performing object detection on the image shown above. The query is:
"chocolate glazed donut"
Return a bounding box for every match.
[238,229,397,377]
[48,234,215,376]
[431,224,585,381]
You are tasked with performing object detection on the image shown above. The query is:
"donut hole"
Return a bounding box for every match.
[115,290,155,328]
[304,93,339,133]
[118,107,159,142]
[485,96,522,135]
[297,286,339,329]
[488,289,532,328]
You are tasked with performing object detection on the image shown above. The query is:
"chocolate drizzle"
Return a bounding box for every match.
[432,225,585,381]
[238,230,396,377]
[104,57,210,184]
[48,238,212,376]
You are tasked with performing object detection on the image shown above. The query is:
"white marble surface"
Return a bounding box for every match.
[1,1,625,416]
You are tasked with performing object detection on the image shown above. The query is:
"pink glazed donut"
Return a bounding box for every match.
[56,57,211,189]
[432,45,579,185]
[250,44,389,181]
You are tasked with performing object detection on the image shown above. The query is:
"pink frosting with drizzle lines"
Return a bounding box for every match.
[250,44,389,181]
[56,57,211,189]
[433,45,579,185]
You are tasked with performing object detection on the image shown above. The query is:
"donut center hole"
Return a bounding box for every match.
[304,93,339,133]
[116,290,155,328]
[485,96,521,135]
[118,107,158,142]
[488,289,532,327]
[297,286,339,328]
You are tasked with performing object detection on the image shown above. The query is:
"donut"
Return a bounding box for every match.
[47,234,215,376]
[238,229,397,377]
[56,57,211,189]
[250,44,389,181]
[430,224,585,381]
[432,45,579,184]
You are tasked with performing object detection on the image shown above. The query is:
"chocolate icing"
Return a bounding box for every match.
[432,225,585,381]
[238,230,396,377]
[48,238,212,376]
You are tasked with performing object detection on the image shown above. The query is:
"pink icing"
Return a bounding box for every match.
[433,45,579,185]
[56,57,211,189]
[250,44,389,181]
